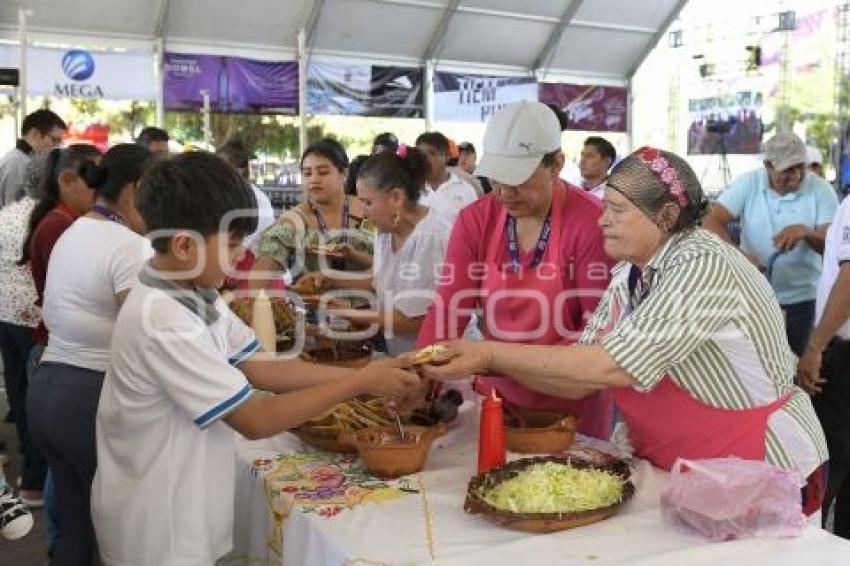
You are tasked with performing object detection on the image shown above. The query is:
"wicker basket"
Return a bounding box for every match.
[464,456,635,533]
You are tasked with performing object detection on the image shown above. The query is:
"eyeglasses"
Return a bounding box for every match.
[48,134,64,147]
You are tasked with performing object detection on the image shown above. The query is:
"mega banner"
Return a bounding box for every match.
[164,53,298,113]
[433,71,537,123]
[307,61,423,117]
[538,83,628,132]
[0,45,154,100]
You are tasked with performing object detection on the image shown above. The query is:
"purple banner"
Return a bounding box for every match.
[164,53,298,113]
[538,83,627,132]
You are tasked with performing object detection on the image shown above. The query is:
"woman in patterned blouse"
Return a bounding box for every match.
[422,147,828,515]
[0,151,49,505]
[250,138,373,289]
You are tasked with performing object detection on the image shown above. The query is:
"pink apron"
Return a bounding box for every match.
[590,271,792,469]
[615,377,790,471]
[592,266,823,513]
[616,379,827,514]
[473,186,614,440]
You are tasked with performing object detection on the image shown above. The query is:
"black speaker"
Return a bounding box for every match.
[0,68,20,87]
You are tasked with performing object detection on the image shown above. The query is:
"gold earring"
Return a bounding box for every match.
[392,210,401,228]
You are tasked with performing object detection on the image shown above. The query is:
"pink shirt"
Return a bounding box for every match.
[418,181,615,439]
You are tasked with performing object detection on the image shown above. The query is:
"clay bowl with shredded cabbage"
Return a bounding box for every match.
[465,456,635,533]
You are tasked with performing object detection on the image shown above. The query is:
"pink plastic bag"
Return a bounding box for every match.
[660,457,805,541]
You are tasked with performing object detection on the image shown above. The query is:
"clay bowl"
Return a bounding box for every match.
[504,411,579,454]
[464,456,635,534]
[341,424,446,479]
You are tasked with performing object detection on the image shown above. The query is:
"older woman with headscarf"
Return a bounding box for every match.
[422,146,829,515]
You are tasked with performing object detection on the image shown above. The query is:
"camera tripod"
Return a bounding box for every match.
[700,133,733,193]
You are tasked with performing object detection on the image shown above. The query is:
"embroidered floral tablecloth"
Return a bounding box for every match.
[226,406,850,566]
[252,451,417,556]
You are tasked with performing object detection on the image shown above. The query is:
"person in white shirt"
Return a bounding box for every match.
[27,144,155,565]
[415,132,478,217]
[579,136,617,200]
[299,148,453,355]
[807,145,825,179]
[215,139,275,253]
[798,189,850,531]
[458,141,477,174]
[91,152,420,566]
[135,126,170,159]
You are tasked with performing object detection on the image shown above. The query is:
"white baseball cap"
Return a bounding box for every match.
[806,145,824,165]
[762,132,808,172]
[476,101,562,185]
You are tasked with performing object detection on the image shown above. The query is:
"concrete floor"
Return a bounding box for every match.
[0,382,49,565]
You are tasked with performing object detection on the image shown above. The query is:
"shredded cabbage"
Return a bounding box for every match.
[481,462,624,514]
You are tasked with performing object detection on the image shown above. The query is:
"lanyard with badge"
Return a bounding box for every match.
[504,209,552,273]
[309,197,350,245]
[622,263,657,320]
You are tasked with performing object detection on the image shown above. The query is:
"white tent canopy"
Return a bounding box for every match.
[1,0,687,83]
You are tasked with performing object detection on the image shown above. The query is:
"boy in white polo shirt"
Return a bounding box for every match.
[91,152,421,566]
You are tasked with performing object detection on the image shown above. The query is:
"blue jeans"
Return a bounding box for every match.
[26,344,58,552]
[27,362,104,565]
[0,321,45,491]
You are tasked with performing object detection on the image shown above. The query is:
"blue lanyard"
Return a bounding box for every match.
[764,250,786,283]
[505,210,552,273]
[91,204,127,226]
[311,198,349,244]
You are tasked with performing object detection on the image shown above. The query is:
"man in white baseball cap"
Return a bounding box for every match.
[476,100,563,186]
[416,100,616,441]
[807,145,825,178]
[704,131,839,356]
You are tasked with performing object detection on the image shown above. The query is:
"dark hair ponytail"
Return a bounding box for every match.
[19,144,101,264]
[356,148,430,204]
[80,143,153,203]
[345,154,369,196]
[78,160,108,190]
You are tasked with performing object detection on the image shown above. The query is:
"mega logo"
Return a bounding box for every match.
[61,50,95,81]
[56,49,103,98]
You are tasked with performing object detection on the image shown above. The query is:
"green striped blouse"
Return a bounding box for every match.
[580,228,827,475]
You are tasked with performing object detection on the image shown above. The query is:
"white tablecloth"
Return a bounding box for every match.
[224,404,850,565]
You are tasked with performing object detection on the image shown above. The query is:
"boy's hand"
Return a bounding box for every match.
[385,380,429,415]
[355,358,421,401]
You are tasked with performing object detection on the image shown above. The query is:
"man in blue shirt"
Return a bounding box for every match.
[704,132,839,356]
